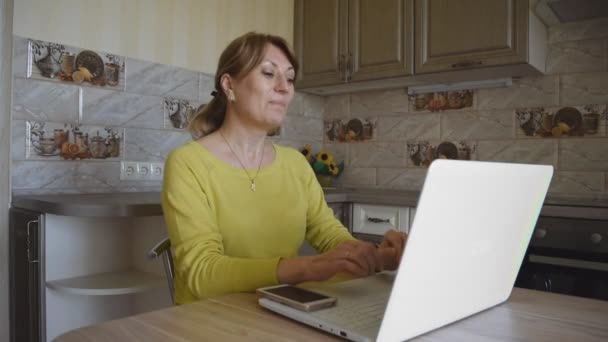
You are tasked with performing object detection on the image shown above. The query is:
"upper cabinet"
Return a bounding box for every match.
[294,0,347,88]
[294,0,546,95]
[294,0,414,90]
[415,0,530,73]
[348,0,414,82]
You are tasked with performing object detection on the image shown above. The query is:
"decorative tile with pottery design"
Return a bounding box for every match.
[408,90,474,112]
[324,118,376,142]
[163,98,201,130]
[26,121,123,160]
[28,40,125,90]
[407,140,477,167]
[516,104,606,138]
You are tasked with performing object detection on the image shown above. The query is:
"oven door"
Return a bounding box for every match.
[516,247,608,301]
[515,216,608,301]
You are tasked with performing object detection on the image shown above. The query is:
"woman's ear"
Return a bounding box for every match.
[220,74,236,103]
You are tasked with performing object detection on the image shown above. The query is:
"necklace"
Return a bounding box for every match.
[218,130,265,191]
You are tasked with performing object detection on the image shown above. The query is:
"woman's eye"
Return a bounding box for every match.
[263,71,274,78]
[287,78,295,84]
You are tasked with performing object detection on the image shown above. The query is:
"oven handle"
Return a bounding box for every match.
[529,254,608,272]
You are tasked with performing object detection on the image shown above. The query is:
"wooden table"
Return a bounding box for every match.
[56,288,608,341]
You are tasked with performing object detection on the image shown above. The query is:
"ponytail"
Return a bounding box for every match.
[187,91,226,139]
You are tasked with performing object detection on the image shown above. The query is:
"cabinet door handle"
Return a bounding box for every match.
[367,217,390,223]
[451,60,483,68]
[26,219,39,263]
[346,52,353,82]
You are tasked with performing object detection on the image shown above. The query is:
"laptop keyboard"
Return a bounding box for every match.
[314,295,388,331]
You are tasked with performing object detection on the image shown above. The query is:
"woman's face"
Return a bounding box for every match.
[226,44,295,131]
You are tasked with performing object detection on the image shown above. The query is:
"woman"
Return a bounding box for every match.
[161,32,406,304]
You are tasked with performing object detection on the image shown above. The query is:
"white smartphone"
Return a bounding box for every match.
[256,284,337,312]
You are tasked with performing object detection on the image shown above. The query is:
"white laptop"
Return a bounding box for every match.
[258,159,553,341]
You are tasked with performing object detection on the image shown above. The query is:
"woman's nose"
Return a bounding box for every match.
[274,74,290,92]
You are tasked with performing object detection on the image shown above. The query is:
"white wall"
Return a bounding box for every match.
[0,0,14,339]
[13,0,294,74]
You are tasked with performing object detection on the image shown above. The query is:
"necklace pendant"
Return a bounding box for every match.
[250,180,256,191]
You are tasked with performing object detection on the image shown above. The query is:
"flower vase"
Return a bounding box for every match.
[316,174,331,188]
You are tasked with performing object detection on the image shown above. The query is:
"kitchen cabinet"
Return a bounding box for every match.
[352,204,412,243]
[415,0,544,74]
[294,0,545,95]
[9,206,170,342]
[294,0,414,91]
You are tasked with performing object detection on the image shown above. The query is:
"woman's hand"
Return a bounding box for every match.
[377,229,408,271]
[277,240,382,284]
[315,240,382,278]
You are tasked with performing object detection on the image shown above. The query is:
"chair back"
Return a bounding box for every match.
[147,237,175,304]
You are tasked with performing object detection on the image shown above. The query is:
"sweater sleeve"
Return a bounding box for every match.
[300,154,356,253]
[161,149,280,301]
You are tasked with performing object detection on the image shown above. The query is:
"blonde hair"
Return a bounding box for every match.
[188,32,298,139]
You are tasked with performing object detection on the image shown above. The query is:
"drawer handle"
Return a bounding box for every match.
[451,60,482,68]
[367,217,390,224]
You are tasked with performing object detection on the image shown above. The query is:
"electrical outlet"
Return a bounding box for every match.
[150,162,164,181]
[120,161,139,180]
[137,163,150,179]
[121,161,164,181]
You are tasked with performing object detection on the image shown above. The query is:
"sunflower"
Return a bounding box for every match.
[328,162,339,175]
[315,150,334,165]
[300,144,312,161]
[300,145,344,178]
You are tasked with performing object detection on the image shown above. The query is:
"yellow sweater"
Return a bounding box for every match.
[161,141,354,304]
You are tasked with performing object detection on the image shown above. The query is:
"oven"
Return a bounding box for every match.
[515,216,608,301]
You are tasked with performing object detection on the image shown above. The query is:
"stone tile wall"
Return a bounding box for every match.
[323,18,608,198]
[11,36,324,194]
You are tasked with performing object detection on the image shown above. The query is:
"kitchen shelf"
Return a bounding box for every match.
[46,270,165,296]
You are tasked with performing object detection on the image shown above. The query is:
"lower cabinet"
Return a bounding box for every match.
[10,210,172,341]
[299,202,416,254]
[352,203,415,243]
[44,215,171,341]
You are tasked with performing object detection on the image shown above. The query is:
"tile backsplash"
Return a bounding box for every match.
[11,36,324,194]
[12,18,608,198]
[324,18,608,198]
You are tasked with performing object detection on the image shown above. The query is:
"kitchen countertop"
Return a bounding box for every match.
[55,288,608,342]
[11,189,608,219]
[11,192,164,217]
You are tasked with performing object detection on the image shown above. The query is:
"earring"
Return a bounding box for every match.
[228,91,236,103]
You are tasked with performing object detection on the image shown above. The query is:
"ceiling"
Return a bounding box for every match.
[533,0,608,26]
